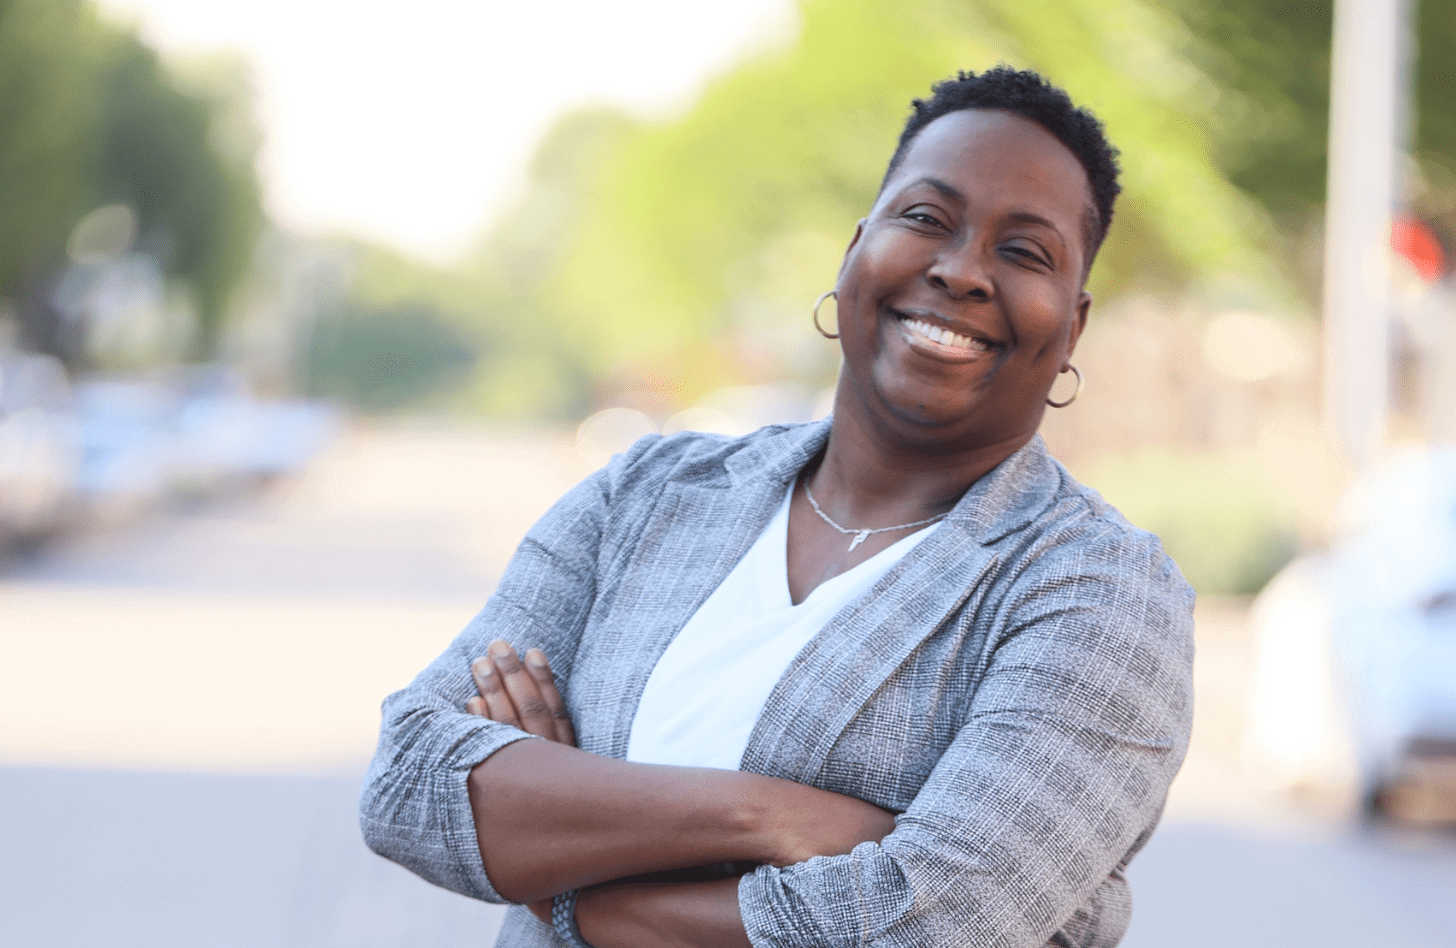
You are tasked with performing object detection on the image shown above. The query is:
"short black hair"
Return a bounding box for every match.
[882,66,1122,269]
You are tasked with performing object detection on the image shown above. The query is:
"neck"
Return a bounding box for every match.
[813,392,1034,525]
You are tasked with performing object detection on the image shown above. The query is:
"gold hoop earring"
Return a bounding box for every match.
[1046,365,1083,408]
[812,290,839,339]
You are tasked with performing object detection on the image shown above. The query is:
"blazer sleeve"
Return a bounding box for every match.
[736,524,1196,948]
[357,435,660,904]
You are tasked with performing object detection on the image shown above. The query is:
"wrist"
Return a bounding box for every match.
[732,773,793,865]
[574,885,625,948]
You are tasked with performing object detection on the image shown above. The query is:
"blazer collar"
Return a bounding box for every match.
[723,426,1063,786]
[722,419,1060,548]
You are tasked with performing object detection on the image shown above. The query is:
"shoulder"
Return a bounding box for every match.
[982,443,1190,598]
[967,452,1196,740]
[597,421,827,501]
[976,446,1196,665]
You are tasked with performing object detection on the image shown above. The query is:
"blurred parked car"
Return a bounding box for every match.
[1245,448,1456,827]
[71,376,181,520]
[0,352,78,546]
[72,368,338,519]
[171,366,337,489]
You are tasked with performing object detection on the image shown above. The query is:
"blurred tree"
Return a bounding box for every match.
[0,0,105,301]
[347,0,1454,423]
[489,0,1279,405]
[301,300,477,413]
[98,41,264,353]
[1169,0,1456,259]
[345,108,634,420]
[1409,0,1456,246]
[0,0,263,361]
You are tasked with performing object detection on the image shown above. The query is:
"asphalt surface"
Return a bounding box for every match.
[2,423,1453,947]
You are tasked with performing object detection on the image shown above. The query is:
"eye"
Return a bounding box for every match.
[1003,242,1052,269]
[901,206,947,229]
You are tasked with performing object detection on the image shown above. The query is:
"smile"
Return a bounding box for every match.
[896,315,1000,355]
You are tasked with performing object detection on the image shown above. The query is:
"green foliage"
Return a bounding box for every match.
[1168,0,1456,246]
[96,40,263,350]
[437,0,1280,415]
[1415,0,1456,174]
[300,301,478,413]
[1076,447,1298,595]
[346,0,1454,420]
[0,0,106,295]
[0,0,262,357]
[1167,0,1335,216]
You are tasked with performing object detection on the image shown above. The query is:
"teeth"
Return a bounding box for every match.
[901,317,991,352]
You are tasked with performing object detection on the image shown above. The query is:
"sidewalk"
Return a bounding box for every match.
[2,422,1453,947]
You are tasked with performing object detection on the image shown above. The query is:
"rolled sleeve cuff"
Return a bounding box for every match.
[361,710,539,905]
[737,843,911,948]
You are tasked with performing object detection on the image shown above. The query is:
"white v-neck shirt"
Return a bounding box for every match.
[626,483,938,770]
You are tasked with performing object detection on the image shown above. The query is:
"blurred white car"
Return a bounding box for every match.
[0,353,77,545]
[70,376,179,520]
[71,369,337,515]
[170,367,337,488]
[1245,448,1456,826]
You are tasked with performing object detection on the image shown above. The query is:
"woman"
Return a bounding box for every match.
[361,67,1194,948]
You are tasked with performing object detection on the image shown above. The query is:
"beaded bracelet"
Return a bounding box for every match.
[550,889,593,948]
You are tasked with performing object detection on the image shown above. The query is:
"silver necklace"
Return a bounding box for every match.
[802,478,947,552]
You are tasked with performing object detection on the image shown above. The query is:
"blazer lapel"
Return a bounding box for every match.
[738,518,998,784]
[595,423,833,758]
[739,435,1059,785]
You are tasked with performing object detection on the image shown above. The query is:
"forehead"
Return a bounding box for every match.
[881,109,1092,228]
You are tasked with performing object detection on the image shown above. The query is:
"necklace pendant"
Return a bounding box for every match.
[848,530,870,552]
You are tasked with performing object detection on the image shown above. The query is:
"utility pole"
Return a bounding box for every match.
[1322,0,1406,466]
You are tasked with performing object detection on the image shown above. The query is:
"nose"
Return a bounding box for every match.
[927,244,992,302]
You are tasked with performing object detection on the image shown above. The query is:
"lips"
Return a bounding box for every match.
[895,312,1002,355]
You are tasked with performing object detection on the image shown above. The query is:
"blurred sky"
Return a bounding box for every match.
[94,0,799,263]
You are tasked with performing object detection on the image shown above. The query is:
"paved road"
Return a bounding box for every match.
[2,423,1453,947]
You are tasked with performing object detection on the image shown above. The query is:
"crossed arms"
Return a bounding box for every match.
[360,441,1195,948]
[463,638,896,948]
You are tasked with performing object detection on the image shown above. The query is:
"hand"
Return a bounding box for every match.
[465,640,576,923]
[466,639,577,747]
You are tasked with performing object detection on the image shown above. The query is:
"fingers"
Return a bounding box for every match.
[470,640,571,743]
[489,641,560,740]
[522,648,577,747]
[471,651,523,730]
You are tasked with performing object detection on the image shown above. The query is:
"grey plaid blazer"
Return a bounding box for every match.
[360,420,1195,948]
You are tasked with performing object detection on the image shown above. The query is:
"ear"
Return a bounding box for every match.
[1065,291,1091,367]
[836,219,867,281]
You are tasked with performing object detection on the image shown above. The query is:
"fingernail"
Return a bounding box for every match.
[472,657,492,675]
[525,648,548,667]
[488,639,513,658]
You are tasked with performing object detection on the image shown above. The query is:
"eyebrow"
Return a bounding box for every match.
[1005,210,1066,242]
[910,176,965,204]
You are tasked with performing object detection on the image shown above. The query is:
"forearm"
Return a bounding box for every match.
[577,879,749,948]
[468,739,895,903]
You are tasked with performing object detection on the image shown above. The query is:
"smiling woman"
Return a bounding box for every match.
[360,67,1194,948]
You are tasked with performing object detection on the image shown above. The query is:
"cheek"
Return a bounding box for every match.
[1012,286,1079,362]
[839,230,915,303]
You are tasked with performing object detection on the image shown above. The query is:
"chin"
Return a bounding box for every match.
[867,367,971,427]
[871,384,978,435]
[868,381,1041,451]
